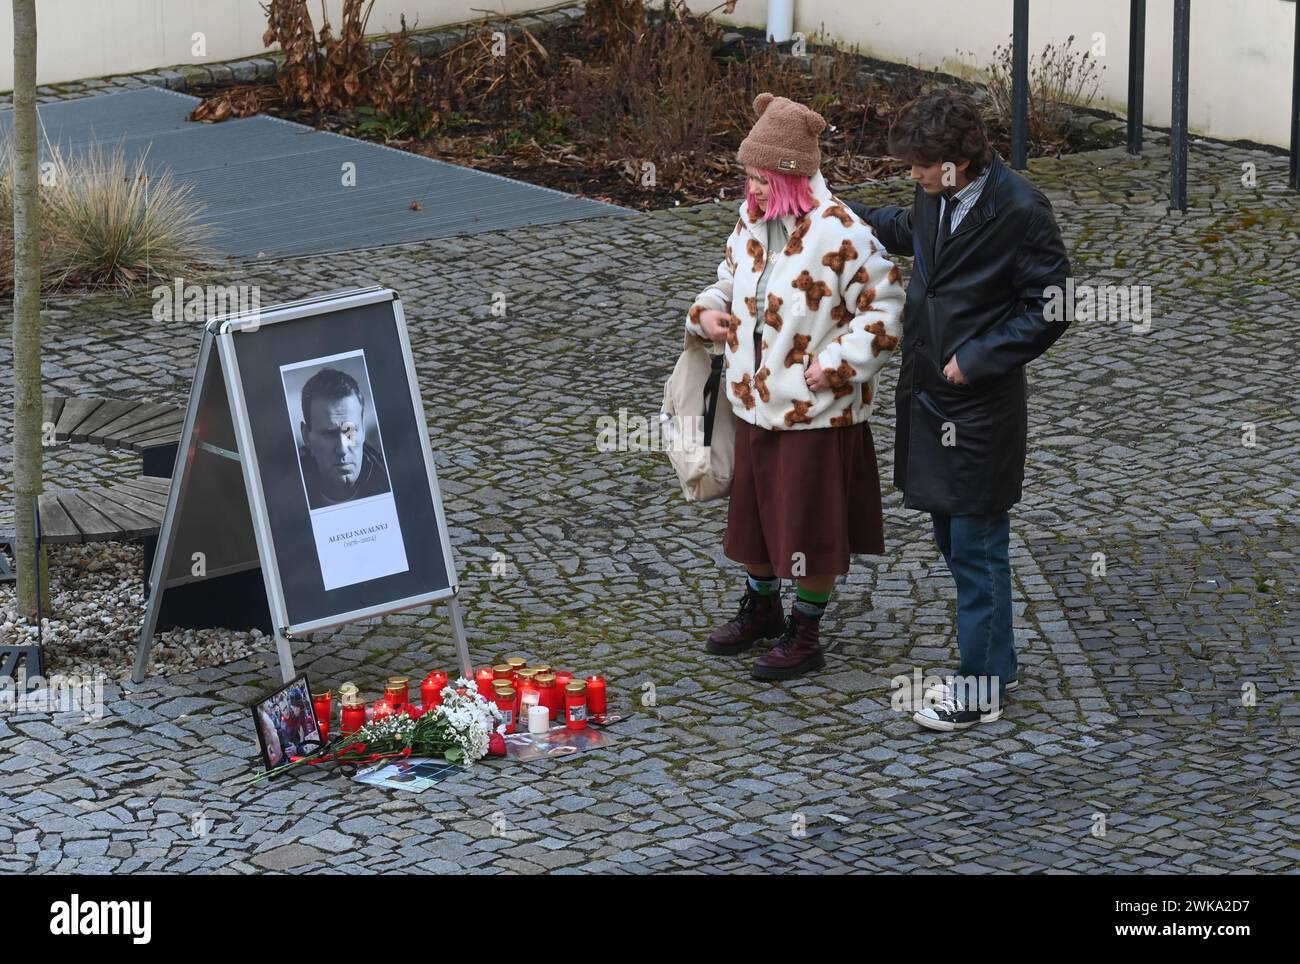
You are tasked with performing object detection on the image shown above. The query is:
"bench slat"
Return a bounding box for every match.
[112,411,186,446]
[34,493,83,543]
[94,483,167,526]
[90,402,182,443]
[42,396,66,428]
[127,433,186,453]
[73,399,145,442]
[57,492,138,541]
[53,397,106,439]
[75,488,159,539]
[113,477,173,507]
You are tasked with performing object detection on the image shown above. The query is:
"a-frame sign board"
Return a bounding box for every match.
[133,287,472,684]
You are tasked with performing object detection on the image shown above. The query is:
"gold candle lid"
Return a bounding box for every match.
[387,676,409,687]
[518,668,540,681]
[339,682,359,698]
[506,657,527,669]
[566,680,588,694]
[535,673,556,686]
[530,664,552,675]
[493,663,513,677]
[341,694,365,708]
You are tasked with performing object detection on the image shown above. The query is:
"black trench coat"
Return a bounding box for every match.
[847,153,1070,516]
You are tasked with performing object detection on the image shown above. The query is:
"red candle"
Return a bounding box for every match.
[421,671,448,712]
[585,675,607,716]
[564,680,588,731]
[476,667,496,700]
[386,677,409,711]
[341,697,366,734]
[371,699,394,722]
[384,685,406,715]
[312,691,332,743]
[518,676,540,727]
[312,690,332,720]
[535,673,560,724]
[506,657,527,682]
[554,670,573,693]
[493,683,517,734]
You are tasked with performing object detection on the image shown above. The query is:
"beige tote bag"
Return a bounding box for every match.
[661,332,735,502]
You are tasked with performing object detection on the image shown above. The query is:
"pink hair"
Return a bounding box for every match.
[746,169,817,221]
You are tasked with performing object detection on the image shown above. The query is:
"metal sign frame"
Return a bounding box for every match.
[133,287,472,684]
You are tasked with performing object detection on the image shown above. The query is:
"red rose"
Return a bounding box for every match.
[488,732,507,757]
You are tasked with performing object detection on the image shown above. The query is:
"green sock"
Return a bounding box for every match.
[794,586,831,619]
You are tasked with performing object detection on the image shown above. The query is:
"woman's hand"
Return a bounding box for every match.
[698,309,730,344]
[805,357,830,392]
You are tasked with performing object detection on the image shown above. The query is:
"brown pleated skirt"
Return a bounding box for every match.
[723,416,886,578]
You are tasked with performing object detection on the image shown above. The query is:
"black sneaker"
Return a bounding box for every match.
[923,675,1018,704]
[913,696,1003,732]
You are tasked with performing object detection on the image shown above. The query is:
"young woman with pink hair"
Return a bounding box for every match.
[686,93,905,680]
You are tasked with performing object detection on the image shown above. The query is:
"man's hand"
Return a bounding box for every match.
[943,355,968,385]
[698,309,730,344]
[805,358,830,392]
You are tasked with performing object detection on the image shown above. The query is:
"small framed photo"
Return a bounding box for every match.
[250,673,322,773]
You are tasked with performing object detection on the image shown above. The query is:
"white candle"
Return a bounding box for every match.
[528,704,550,734]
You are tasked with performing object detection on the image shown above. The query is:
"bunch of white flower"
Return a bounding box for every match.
[367,712,417,742]
[434,678,505,765]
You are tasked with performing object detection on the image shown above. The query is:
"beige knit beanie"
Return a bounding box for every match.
[737,92,825,176]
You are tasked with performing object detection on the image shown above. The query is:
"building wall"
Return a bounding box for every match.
[693,0,1297,148]
[0,0,554,90]
[1,0,1295,148]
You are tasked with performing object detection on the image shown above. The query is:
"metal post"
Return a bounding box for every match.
[1127,0,1146,154]
[27,495,45,692]
[1011,0,1029,170]
[445,594,474,681]
[1170,0,1191,211]
[32,495,42,652]
[1290,0,1299,189]
[273,629,296,684]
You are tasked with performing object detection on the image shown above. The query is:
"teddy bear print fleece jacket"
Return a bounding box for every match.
[686,170,906,431]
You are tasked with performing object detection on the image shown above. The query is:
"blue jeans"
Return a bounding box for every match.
[931,512,1016,698]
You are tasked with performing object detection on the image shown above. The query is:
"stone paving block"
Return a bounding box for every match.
[0,104,1296,873]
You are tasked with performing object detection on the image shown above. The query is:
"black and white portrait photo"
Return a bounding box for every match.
[281,349,409,591]
[283,357,392,510]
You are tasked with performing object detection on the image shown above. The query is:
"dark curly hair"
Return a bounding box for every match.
[888,88,992,177]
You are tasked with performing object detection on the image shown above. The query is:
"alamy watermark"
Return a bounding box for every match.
[596,409,708,453]
[152,279,261,325]
[1044,279,1152,333]
[890,669,1003,713]
[0,673,106,720]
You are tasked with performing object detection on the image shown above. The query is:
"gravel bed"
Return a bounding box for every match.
[0,540,269,682]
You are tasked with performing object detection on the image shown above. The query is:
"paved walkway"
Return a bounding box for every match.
[0,86,632,258]
[0,134,1297,873]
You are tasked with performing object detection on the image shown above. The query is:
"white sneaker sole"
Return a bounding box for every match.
[912,706,1004,732]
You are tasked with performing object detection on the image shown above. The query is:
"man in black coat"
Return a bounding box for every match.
[846,89,1071,732]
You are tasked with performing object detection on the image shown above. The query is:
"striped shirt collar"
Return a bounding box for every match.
[939,165,991,231]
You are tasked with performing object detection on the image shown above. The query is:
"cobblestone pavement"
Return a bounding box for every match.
[0,133,1297,874]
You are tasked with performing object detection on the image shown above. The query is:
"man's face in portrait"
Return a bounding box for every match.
[302,391,366,497]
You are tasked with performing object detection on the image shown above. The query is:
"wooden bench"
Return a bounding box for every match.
[2,395,183,544]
